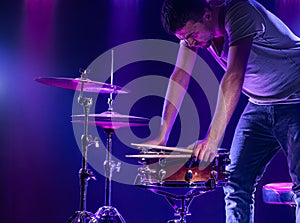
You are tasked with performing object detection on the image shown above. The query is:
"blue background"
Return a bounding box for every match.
[1,0,299,222]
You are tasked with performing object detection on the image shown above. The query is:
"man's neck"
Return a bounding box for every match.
[212,6,226,38]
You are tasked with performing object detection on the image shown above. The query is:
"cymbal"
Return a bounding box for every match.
[72,111,149,130]
[35,77,128,94]
[125,154,191,159]
[72,111,149,121]
[72,120,148,130]
[131,143,193,154]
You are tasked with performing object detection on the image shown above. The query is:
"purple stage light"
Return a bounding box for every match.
[276,0,300,35]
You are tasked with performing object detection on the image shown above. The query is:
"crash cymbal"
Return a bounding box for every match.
[125,154,191,158]
[131,143,193,154]
[72,111,149,121]
[35,77,128,94]
[72,120,148,130]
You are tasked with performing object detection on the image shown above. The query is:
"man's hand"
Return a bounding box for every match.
[188,138,218,170]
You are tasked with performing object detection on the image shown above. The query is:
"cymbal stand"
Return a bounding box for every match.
[95,50,126,223]
[95,127,126,222]
[67,69,99,223]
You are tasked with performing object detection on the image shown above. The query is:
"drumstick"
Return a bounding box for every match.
[131,143,193,154]
[125,154,191,158]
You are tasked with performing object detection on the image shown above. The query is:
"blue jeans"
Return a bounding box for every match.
[224,102,300,223]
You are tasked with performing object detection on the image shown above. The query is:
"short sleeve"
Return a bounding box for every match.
[225,0,265,45]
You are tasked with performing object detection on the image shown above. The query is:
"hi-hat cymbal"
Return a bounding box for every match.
[72,111,149,130]
[131,143,193,154]
[72,120,148,130]
[35,77,128,94]
[125,154,191,159]
[72,111,149,121]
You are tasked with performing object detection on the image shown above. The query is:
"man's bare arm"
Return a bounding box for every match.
[154,43,198,145]
[193,35,253,168]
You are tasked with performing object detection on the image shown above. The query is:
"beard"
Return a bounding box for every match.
[200,39,213,49]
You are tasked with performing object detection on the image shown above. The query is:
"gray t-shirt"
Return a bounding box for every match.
[211,0,300,104]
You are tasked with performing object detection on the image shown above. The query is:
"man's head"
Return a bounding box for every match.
[161,0,215,48]
[161,0,211,35]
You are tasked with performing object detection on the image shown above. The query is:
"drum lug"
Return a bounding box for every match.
[223,170,230,180]
[210,170,218,180]
[205,178,216,190]
[159,169,167,183]
[159,158,167,167]
[223,158,231,165]
[184,170,193,182]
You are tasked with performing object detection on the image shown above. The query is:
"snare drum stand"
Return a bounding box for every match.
[67,70,98,223]
[140,178,217,223]
[94,97,126,223]
[164,190,204,223]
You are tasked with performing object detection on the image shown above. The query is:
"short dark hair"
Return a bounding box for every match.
[161,0,211,34]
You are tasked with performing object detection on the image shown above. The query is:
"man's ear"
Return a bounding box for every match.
[203,8,212,22]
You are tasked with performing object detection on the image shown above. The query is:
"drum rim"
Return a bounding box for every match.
[135,179,228,189]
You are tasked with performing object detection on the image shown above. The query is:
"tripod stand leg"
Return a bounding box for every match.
[66,211,78,223]
[95,206,126,223]
[66,211,98,223]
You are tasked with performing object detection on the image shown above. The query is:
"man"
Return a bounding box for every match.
[152,0,300,222]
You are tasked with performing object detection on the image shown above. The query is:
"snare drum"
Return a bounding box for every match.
[134,148,230,188]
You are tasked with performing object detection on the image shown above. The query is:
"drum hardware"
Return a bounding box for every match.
[130,154,196,185]
[132,155,227,187]
[128,147,230,222]
[88,110,152,222]
[94,126,127,223]
[67,52,149,222]
[135,168,221,223]
[135,165,167,185]
[137,177,218,223]
[184,170,193,182]
[36,61,129,222]
[127,148,230,186]
[66,69,99,223]
[132,151,168,185]
[93,50,127,223]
